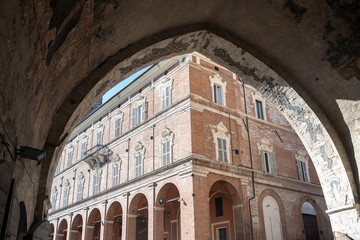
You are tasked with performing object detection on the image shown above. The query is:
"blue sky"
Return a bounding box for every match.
[102,66,151,103]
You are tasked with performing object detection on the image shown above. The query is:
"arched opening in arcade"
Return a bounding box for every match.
[209,180,244,240]
[128,193,148,240]
[70,214,83,240]
[86,208,101,240]
[105,201,123,240]
[302,201,320,240]
[156,183,181,240]
[57,219,68,240]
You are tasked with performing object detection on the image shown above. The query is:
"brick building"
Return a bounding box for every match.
[47,52,332,240]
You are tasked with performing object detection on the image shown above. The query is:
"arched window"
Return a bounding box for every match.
[263,196,283,240]
[302,202,319,239]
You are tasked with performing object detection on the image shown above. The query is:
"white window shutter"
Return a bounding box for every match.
[270,152,277,174]
[302,161,309,182]
[222,138,227,162]
[260,150,266,172]
[217,138,223,161]
[132,107,137,127]
[296,160,304,181]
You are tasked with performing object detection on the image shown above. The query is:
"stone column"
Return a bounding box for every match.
[84,225,95,240]
[122,192,129,240]
[104,220,114,240]
[81,207,89,240]
[233,204,246,240]
[147,183,156,240]
[154,206,165,240]
[100,200,108,240]
[127,214,137,240]
[66,213,73,240]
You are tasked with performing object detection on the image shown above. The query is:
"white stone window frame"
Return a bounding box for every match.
[76,172,85,202]
[160,77,174,110]
[252,92,267,121]
[131,96,146,128]
[257,138,277,174]
[80,135,88,159]
[211,122,231,164]
[159,128,174,167]
[296,150,310,182]
[112,110,123,138]
[95,123,104,146]
[62,180,71,207]
[210,73,227,106]
[133,142,145,178]
[92,168,102,195]
[66,146,74,168]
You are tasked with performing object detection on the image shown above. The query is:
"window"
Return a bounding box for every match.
[132,100,146,128]
[210,73,227,106]
[161,85,171,109]
[81,140,87,159]
[162,141,171,166]
[96,130,103,145]
[297,160,309,182]
[55,158,61,175]
[212,122,231,164]
[133,142,145,178]
[62,187,69,207]
[76,181,83,201]
[160,128,173,167]
[296,150,310,182]
[114,118,122,138]
[217,228,227,240]
[256,100,264,120]
[260,150,277,174]
[134,153,143,178]
[51,187,57,211]
[215,197,223,217]
[217,138,228,163]
[112,164,119,187]
[93,172,101,195]
[213,84,224,105]
[67,150,73,168]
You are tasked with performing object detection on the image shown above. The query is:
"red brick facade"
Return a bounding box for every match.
[48,53,332,240]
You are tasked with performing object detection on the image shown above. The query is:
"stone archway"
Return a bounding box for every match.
[70,214,83,240]
[208,180,245,240]
[43,30,358,236]
[128,193,149,240]
[155,183,181,240]
[105,201,123,240]
[57,219,68,240]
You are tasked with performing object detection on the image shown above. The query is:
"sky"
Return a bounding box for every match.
[102,66,151,103]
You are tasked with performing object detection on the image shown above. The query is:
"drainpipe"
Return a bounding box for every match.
[152,124,155,171]
[228,113,234,163]
[72,169,77,204]
[239,77,255,240]
[127,138,130,181]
